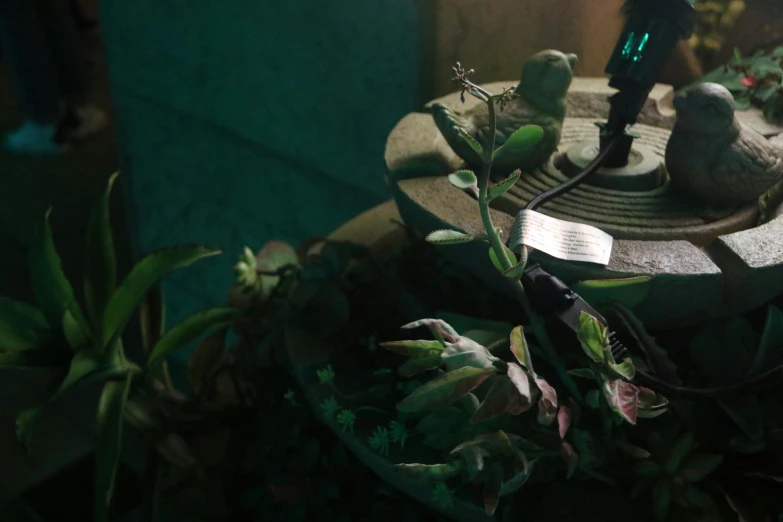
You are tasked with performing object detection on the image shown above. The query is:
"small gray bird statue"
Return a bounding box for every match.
[665,82,783,206]
[431,49,578,174]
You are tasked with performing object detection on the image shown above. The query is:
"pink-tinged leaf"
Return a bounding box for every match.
[507,362,531,400]
[397,366,496,412]
[535,377,558,426]
[602,379,640,425]
[558,404,572,439]
[402,319,459,345]
[483,462,504,515]
[470,375,532,424]
[637,386,668,418]
[441,337,497,371]
[509,326,533,371]
[560,441,579,478]
[380,339,444,356]
[398,354,443,377]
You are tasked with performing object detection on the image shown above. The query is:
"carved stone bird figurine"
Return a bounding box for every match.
[665,82,783,206]
[431,49,578,174]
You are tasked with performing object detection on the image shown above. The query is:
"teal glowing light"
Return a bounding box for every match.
[621,31,650,62]
[621,31,636,58]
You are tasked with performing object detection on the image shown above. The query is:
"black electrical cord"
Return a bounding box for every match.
[525,134,622,211]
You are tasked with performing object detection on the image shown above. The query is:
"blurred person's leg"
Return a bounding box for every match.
[0,0,106,155]
[0,0,65,154]
[39,0,106,139]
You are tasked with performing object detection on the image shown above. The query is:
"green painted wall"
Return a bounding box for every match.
[97,0,426,371]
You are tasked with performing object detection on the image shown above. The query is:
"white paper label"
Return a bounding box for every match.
[508,210,613,265]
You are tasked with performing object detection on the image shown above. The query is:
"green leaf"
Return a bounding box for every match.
[147,307,241,369]
[15,408,39,450]
[489,245,516,272]
[616,441,651,459]
[84,173,118,339]
[487,169,521,200]
[653,480,672,522]
[577,312,608,363]
[634,460,661,477]
[393,462,462,482]
[54,348,102,397]
[402,318,460,345]
[123,396,199,471]
[426,229,474,245]
[62,305,90,350]
[569,368,596,380]
[679,454,723,482]
[457,128,484,157]
[609,358,636,380]
[572,277,652,310]
[492,125,544,163]
[102,245,221,347]
[664,433,694,476]
[483,462,503,515]
[0,297,51,352]
[452,444,486,480]
[749,305,783,375]
[470,374,531,424]
[94,373,133,522]
[397,366,496,412]
[398,354,443,377]
[29,209,90,338]
[509,326,533,371]
[734,95,752,110]
[586,390,601,409]
[441,336,497,371]
[448,170,478,189]
[499,461,534,496]
[380,339,444,356]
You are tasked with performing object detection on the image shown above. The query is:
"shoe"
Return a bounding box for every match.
[3,121,68,155]
[63,104,108,140]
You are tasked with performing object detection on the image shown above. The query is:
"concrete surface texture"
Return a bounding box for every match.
[96,0,427,366]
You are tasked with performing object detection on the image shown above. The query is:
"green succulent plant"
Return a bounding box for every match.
[0,173,241,522]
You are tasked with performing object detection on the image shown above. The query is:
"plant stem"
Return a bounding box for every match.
[466,82,583,402]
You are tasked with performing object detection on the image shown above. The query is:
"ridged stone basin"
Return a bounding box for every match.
[385,78,783,329]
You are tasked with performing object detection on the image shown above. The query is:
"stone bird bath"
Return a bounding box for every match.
[385,78,783,329]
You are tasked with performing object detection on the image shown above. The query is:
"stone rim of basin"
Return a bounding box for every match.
[385,78,783,329]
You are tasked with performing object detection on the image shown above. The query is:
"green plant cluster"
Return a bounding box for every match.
[0,174,240,522]
[699,47,783,121]
[363,64,783,521]
[690,0,746,62]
